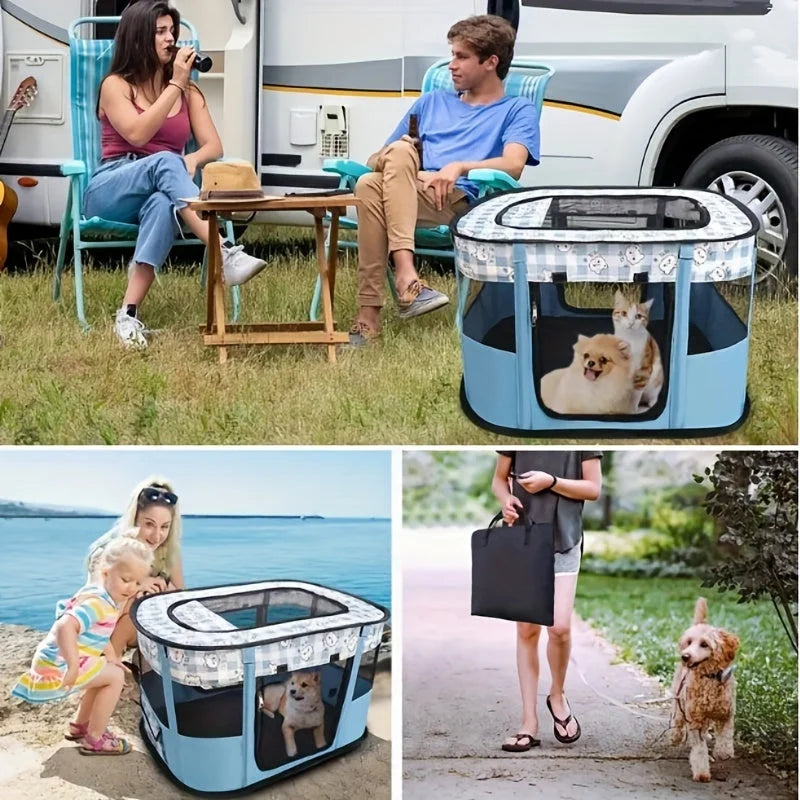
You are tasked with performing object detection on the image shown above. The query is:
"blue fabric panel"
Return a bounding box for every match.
[513,243,534,428]
[337,692,371,744]
[683,339,749,429]
[667,247,692,428]
[168,734,247,792]
[331,640,368,751]
[462,333,520,428]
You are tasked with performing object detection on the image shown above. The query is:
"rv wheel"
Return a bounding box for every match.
[681,135,798,282]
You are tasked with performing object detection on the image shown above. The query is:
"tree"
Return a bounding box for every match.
[698,451,798,652]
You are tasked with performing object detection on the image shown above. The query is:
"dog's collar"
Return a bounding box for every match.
[703,664,736,682]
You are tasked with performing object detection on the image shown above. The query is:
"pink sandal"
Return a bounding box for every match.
[66,721,115,741]
[79,730,131,756]
[65,721,89,741]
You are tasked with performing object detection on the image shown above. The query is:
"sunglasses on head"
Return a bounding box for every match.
[139,486,178,506]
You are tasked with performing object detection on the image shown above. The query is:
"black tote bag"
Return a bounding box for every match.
[471,508,555,626]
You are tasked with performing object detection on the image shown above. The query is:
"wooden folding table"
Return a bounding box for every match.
[187,194,358,364]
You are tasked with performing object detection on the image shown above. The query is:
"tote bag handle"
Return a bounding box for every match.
[482,491,561,547]
[480,509,534,546]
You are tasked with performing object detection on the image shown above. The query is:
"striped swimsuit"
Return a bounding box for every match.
[11,584,119,703]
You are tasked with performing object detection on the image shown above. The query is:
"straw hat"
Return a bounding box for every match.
[200,160,265,200]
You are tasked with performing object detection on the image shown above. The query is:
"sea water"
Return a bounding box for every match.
[0,516,390,630]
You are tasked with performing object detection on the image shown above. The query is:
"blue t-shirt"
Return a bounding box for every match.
[386,90,540,199]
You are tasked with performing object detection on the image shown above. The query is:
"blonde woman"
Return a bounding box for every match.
[87,476,185,657]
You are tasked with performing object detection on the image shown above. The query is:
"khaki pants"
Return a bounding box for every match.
[354,138,469,308]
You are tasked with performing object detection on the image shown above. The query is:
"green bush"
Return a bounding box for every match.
[649,482,713,551]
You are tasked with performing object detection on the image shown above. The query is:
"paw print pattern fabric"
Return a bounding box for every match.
[452,187,758,283]
[132,581,388,690]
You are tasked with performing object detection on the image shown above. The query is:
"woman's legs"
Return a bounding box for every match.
[505,622,542,744]
[546,573,580,739]
[72,663,126,740]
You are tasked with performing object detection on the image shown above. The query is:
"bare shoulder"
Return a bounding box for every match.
[186,81,208,109]
[100,74,134,105]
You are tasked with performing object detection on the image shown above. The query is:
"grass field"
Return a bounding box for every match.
[0,227,796,444]
[577,574,798,773]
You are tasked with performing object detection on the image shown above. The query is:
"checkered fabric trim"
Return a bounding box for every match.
[453,188,757,283]
[134,581,387,689]
[137,621,386,690]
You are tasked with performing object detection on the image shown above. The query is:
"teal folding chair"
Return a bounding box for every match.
[309,58,554,320]
[54,16,239,330]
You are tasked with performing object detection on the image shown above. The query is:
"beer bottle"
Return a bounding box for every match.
[408,113,424,168]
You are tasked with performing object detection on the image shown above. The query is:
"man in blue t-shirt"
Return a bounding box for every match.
[349,14,540,345]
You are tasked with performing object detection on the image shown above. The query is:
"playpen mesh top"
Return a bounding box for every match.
[452,187,759,283]
[131,581,387,689]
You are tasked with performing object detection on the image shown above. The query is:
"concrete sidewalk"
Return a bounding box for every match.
[402,549,794,799]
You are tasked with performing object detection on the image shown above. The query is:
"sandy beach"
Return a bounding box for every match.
[0,624,390,799]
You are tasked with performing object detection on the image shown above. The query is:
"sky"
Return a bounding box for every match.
[0,449,391,517]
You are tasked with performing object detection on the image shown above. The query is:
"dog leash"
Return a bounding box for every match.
[569,653,673,724]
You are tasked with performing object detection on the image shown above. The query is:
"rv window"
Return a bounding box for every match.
[520,0,772,14]
[94,0,130,39]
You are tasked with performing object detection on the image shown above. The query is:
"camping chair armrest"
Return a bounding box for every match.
[60,160,88,176]
[322,159,372,191]
[322,159,372,178]
[468,169,521,196]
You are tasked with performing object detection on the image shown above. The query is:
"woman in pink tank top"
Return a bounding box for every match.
[84,1,266,350]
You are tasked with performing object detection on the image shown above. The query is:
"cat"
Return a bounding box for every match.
[540,333,639,415]
[612,290,664,411]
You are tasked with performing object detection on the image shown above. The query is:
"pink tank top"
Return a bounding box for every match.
[100,93,191,161]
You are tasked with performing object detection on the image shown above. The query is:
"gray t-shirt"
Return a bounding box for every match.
[497,451,602,552]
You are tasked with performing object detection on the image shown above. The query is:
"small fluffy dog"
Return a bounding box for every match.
[540,333,638,414]
[260,670,326,757]
[669,597,740,782]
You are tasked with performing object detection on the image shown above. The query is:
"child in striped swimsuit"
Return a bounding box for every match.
[11,534,152,755]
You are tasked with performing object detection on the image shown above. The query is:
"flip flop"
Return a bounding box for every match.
[546,695,582,744]
[501,732,541,752]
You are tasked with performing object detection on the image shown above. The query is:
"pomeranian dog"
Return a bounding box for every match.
[540,333,638,414]
[669,598,740,782]
[260,670,326,758]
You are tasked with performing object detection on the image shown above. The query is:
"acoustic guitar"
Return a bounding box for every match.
[0,77,38,269]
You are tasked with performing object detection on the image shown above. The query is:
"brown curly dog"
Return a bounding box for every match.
[669,597,740,782]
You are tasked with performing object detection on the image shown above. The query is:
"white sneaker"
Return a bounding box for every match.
[114,308,148,350]
[221,245,267,286]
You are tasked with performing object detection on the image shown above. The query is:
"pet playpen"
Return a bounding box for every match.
[451,187,759,437]
[131,581,388,794]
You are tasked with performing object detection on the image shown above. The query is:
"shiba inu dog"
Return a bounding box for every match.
[259,670,326,758]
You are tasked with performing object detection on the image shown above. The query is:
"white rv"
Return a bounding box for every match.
[1,0,797,277]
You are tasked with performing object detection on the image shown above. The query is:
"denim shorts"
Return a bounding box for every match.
[554,541,581,576]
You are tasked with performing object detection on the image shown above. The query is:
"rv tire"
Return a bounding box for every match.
[681,134,798,281]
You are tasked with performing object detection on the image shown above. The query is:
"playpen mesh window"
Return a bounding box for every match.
[173,588,348,631]
[255,657,353,771]
[139,650,244,738]
[687,283,749,354]
[502,195,708,232]
[352,643,379,701]
[462,280,673,419]
[533,282,672,419]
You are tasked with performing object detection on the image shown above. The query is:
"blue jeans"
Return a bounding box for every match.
[83,151,199,270]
